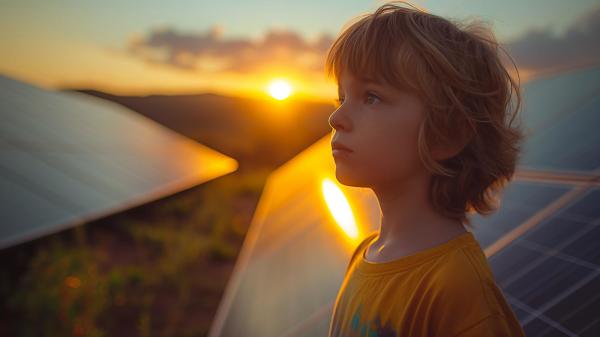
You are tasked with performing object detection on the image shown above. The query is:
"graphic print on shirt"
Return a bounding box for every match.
[345,303,398,337]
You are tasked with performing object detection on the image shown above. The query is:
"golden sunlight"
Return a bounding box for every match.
[267,79,292,100]
[321,178,359,239]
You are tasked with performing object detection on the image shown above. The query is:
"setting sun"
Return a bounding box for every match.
[267,79,292,100]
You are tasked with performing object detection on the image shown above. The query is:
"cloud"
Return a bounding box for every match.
[126,6,600,79]
[503,5,600,75]
[127,25,334,74]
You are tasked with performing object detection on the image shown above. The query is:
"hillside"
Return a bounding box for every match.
[72,89,335,170]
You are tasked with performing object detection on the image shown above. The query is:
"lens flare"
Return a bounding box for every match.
[321,178,359,239]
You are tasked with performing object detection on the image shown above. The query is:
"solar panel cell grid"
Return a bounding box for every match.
[489,188,600,336]
[470,181,571,247]
[543,274,600,336]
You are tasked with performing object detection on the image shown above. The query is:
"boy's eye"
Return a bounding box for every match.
[334,92,380,107]
[365,92,380,104]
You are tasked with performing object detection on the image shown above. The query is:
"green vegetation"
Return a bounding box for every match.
[0,168,270,337]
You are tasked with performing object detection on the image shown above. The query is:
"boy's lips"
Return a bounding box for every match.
[332,148,353,158]
[331,141,353,158]
[331,141,353,152]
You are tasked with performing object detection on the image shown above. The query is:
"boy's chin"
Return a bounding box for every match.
[333,168,370,188]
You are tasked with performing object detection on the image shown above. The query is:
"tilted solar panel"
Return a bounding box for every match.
[0,75,238,248]
[519,66,600,173]
[489,188,600,336]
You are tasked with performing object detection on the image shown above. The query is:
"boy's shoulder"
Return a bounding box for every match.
[428,240,507,316]
[440,237,495,284]
[425,242,525,336]
[428,236,489,289]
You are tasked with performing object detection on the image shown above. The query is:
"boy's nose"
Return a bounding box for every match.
[328,108,350,131]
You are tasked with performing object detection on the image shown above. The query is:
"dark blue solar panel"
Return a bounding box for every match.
[519,65,600,133]
[480,66,600,334]
[561,224,600,265]
[489,244,544,286]
[529,188,600,265]
[517,65,600,173]
[489,187,600,335]
[559,188,600,221]
[520,95,600,172]
[470,181,571,247]
[543,274,600,337]
[523,317,572,337]
[509,303,530,322]
[504,255,593,309]
[522,216,588,248]
[581,321,600,337]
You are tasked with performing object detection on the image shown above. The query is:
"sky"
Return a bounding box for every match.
[1,0,599,102]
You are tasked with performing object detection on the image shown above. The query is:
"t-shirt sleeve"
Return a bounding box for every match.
[452,313,525,337]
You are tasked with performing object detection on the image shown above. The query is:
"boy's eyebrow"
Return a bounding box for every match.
[363,77,398,92]
[339,76,389,91]
[339,78,385,90]
[361,76,384,85]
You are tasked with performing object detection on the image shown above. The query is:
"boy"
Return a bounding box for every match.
[326,1,527,336]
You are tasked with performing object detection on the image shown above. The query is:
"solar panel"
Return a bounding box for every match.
[543,274,600,336]
[207,138,381,337]
[0,75,238,248]
[519,65,600,173]
[468,181,572,248]
[489,188,600,336]
[208,65,600,337]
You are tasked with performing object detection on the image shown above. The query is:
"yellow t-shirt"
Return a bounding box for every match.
[328,231,527,337]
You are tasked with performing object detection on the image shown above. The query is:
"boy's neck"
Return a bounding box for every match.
[368,170,467,262]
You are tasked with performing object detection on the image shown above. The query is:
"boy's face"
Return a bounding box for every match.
[329,69,429,189]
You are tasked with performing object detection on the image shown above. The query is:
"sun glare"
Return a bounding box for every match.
[267,79,292,100]
[321,178,359,239]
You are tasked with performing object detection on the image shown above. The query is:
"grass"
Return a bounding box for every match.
[0,167,270,337]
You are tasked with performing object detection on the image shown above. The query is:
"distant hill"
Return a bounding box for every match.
[68,89,334,171]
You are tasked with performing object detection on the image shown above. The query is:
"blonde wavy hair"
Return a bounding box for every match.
[325,1,525,229]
